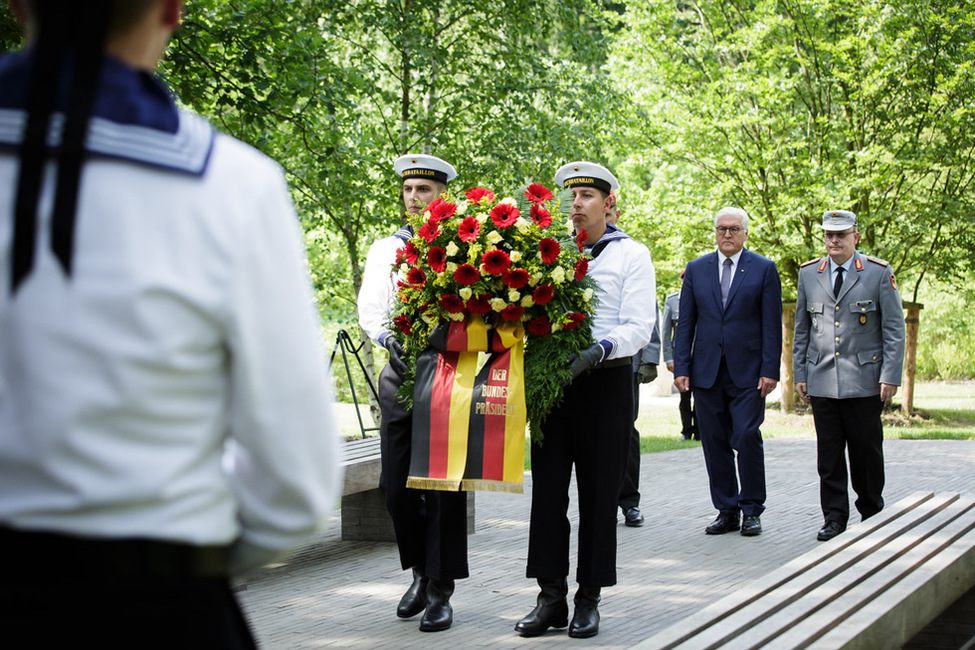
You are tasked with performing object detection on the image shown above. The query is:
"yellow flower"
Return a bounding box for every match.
[520,295,535,308]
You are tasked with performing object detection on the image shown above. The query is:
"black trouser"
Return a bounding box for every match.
[527,364,631,587]
[0,527,255,649]
[378,364,469,580]
[679,389,697,436]
[810,395,886,525]
[619,371,641,511]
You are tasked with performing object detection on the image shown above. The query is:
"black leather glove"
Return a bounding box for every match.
[637,363,658,384]
[568,343,605,381]
[386,338,408,379]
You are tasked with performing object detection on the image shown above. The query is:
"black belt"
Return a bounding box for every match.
[0,526,230,579]
[595,355,633,369]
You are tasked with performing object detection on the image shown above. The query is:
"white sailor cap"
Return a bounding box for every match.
[394,154,457,184]
[554,161,620,194]
[821,209,857,231]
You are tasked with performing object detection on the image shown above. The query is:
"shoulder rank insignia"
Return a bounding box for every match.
[866,255,889,267]
[854,258,863,271]
[800,258,821,268]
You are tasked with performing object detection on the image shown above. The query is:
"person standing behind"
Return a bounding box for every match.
[357,154,468,632]
[662,272,698,440]
[673,207,782,538]
[606,196,659,528]
[516,162,655,639]
[0,1,341,646]
[793,210,905,542]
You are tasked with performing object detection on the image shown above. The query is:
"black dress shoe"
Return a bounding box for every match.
[623,507,645,527]
[740,515,762,536]
[705,512,740,535]
[397,567,428,618]
[817,520,846,541]
[515,578,568,637]
[568,586,600,639]
[419,579,454,632]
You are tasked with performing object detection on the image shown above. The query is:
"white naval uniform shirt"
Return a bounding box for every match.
[587,226,657,360]
[0,54,341,575]
[357,227,410,347]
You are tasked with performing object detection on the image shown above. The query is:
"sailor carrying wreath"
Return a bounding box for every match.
[389,182,597,493]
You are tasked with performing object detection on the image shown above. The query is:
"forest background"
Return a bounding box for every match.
[2,0,974,396]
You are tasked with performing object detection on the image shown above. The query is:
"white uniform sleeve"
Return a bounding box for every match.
[357,237,399,346]
[224,164,342,575]
[603,243,656,359]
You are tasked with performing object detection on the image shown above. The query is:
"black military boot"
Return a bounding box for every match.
[396,567,428,619]
[568,585,601,638]
[419,578,454,632]
[514,577,569,637]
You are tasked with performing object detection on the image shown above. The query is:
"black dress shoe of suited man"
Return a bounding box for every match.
[515,578,569,636]
[741,514,762,536]
[817,520,846,541]
[705,512,740,534]
[419,579,454,632]
[568,586,601,638]
[397,567,428,618]
[623,507,645,527]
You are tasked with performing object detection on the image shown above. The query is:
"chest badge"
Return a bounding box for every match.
[860,315,867,325]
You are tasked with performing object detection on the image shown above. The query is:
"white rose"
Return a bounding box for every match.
[583,288,594,302]
[489,298,507,312]
[515,218,531,234]
[551,266,566,284]
[445,241,460,257]
[459,287,473,301]
[447,312,465,322]
[500,197,518,207]
[510,250,522,263]
[530,272,544,286]
[447,262,459,274]
[486,231,503,245]
[508,289,521,303]
[520,296,535,308]
[456,202,468,216]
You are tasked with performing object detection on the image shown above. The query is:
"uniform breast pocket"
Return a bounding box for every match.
[850,300,878,334]
[807,302,824,332]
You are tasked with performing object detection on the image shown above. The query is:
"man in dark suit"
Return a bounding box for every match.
[673,207,782,537]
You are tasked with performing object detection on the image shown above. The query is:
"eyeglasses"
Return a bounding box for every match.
[824,231,855,240]
[715,226,743,236]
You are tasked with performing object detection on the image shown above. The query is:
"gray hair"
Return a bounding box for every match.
[714,207,749,231]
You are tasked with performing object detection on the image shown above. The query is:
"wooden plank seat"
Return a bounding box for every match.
[633,491,975,650]
[339,436,474,542]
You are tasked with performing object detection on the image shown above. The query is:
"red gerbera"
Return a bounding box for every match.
[502,268,530,289]
[465,295,492,315]
[430,201,458,222]
[530,203,552,229]
[427,247,447,273]
[465,187,495,205]
[501,305,525,322]
[532,284,554,305]
[407,268,426,286]
[490,203,519,228]
[458,216,480,242]
[481,249,512,275]
[423,196,444,215]
[527,316,552,336]
[403,241,420,265]
[393,315,412,335]
[439,294,466,313]
[417,220,440,243]
[454,263,480,286]
[564,312,586,330]
[574,258,589,282]
[524,183,554,204]
[576,229,588,252]
[394,247,406,266]
[539,238,560,264]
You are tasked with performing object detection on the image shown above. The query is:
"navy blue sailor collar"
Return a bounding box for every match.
[583,222,630,258]
[0,50,214,176]
[392,224,413,242]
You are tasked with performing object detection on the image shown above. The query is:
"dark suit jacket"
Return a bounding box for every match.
[673,248,782,390]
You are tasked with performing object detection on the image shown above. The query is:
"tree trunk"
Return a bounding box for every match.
[901,302,922,416]
[781,302,796,413]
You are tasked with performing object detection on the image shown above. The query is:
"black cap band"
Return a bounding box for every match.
[562,175,611,194]
[401,168,448,184]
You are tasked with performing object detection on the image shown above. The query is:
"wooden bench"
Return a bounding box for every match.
[634,491,975,649]
[339,437,475,542]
